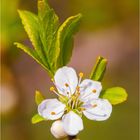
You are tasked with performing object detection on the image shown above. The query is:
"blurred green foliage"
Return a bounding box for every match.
[1,0,24,49]
[69,0,138,30]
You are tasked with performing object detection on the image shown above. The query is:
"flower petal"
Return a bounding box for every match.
[79,79,102,102]
[62,111,83,136]
[54,66,78,96]
[38,99,66,120]
[83,99,112,121]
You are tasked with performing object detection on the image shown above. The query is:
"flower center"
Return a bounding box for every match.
[50,72,98,115]
[67,91,83,110]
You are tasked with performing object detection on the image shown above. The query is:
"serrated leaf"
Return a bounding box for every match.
[35,90,45,105]
[38,0,59,74]
[14,42,53,76]
[16,1,82,76]
[14,42,42,64]
[90,56,107,81]
[55,14,82,67]
[100,87,128,105]
[18,10,49,68]
[31,114,45,124]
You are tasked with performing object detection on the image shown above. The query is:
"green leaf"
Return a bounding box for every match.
[35,90,45,105]
[16,1,82,76]
[18,10,49,68]
[38,0,59,45]
[14,42,53,76]
[55,14,82,67]
[100,87,128,105]
[37,0,59,74]
[90,56,107,81]
[31,114,45,124]
[14,42,43,65]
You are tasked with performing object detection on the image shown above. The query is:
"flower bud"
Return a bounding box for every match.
[50,120,67,139]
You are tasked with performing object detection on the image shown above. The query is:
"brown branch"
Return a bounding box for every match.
[68,135,77,140]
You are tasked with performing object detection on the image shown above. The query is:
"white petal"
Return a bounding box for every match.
[51,120,67,139]
[38,99,65,120]
[62,111,83,136]
[79,79,102,102]
[83,99,112,121]
[54,66,78,96]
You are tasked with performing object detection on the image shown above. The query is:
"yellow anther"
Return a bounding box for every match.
[92,104,97,108]
[50,86,55,91]
[79,72,84,78]
[72,96,76,100]
[65,83,69,87]
[92,89,97,93]
[51,78,54,82]
[77,92,80,96]
[51,112,56,115]
[80,108,86,111]
[76,86,80,91]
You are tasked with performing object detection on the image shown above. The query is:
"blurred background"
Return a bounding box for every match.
[1,0,139,140]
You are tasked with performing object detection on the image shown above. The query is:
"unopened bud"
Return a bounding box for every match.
[50,120,67,139]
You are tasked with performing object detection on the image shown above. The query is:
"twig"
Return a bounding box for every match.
[68,135,77,140]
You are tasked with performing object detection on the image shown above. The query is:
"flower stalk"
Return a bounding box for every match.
[68,135,77,140]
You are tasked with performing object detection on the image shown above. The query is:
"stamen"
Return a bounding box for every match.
[65,83,72,96]
[72,100,75,109]
[75,86,81,98]
[78,72,84,84]
[75,97,80,108]
[50,86,55,91]
[81,89,97,99]
[65,83,69,87]
[76,86,80,92]
[79,72,84,78]
[77,92,80,96]
[67,98,72,105]
[51,78,54,82]
[92,104,97,108]
[80,107,86,111]
[92,89,97,93]
[50,86,62,98]
[51,77,66,94]
[67,92,70,97]
[52,80,66,93]
[51,112,56,115]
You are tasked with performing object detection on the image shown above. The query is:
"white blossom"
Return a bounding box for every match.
[38,66,112,136]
